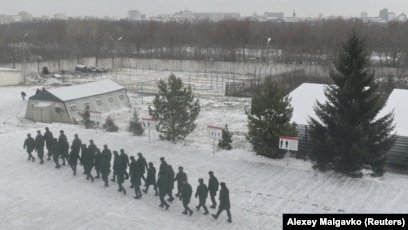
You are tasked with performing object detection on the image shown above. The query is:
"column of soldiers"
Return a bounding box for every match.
[23,128,232,223]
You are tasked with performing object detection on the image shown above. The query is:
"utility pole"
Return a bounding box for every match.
[20,33,29,85]
[110,36,123,83]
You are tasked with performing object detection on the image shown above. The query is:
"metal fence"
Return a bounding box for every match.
[294,124,408,167]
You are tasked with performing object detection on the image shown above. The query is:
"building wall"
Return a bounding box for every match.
[64,89,132,123]
[25,100,71,123]
[0,69,23,86]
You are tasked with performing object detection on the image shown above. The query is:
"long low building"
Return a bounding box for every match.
[0,67,23,86]
[25,79,131,123]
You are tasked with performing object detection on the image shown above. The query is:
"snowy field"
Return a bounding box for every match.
[1,76,408,229]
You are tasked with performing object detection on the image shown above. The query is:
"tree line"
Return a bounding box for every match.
[1,19,408,67]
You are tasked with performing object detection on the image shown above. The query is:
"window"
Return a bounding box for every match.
[70,105,77,111]
[55,106,62,113]
[108,97,113,103]
[96,99,103,106]
[119,94,124,101]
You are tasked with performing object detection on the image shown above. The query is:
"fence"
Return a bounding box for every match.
[294,123,408,167]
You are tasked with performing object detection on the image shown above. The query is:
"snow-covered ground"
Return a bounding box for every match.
[1,75,408,230]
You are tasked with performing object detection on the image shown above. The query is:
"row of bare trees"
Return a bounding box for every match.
[0,18,407,67]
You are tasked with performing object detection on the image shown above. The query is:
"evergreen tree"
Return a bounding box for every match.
[309,32,395,177]
[246,78,296,158]
[149,74,200,142]
[103,116,119,132]
[128,110,144,136]
[80,105,93,129]
[218,125,233,150]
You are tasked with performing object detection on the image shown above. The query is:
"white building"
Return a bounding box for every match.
[25,80,131,123]
[128,10,145,21]
[288,83,327,125]
[0,68,24,86]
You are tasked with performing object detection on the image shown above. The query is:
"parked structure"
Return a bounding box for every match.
[25,80,131,123]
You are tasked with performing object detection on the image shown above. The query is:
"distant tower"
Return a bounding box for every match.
[292,10,296,17]
[379,8,389,21]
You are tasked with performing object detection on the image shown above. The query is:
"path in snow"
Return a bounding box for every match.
[1,126,408,230]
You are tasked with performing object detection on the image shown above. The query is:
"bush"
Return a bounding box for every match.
[103,116,119,132]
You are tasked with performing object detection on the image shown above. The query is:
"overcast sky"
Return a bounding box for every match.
[0,0,406,18]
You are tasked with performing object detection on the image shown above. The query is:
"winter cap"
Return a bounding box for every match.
[130,156,135,160]
[208,171,214,175]
[45,127,49,130]
[120,149,124,153]
[149,162,153,166]
[220,182,226,187]
[60,130,64,133]
[103,144,108,148]
[160,157,165,161]
[138,152,142,156]
[198,178,203,183]
[179,166,183,170]
[89,139,94,143]
[74,134,78,137]
[37,130,41,133]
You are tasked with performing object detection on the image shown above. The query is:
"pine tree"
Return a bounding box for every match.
[309,32,395,177]
[128,110,144,136]
[218,125,233,150]
[80,105,93,129]
[149,74,200,142]
[103,116,119,132]
[246,78,296,158]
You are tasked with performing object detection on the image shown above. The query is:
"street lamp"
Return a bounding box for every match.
[19,33,29,85]
[266,37,272,65]
[110,36,123,82]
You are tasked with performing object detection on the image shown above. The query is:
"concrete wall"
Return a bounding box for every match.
[0,69,23,86]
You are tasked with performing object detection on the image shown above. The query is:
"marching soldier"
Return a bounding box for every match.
[52,138,60,169]
[119,149,130,179]
[175,166,187,197]
[157,174,170,210]
[44,127,53,160]
[111,151,119,182]
[58,130,69,166]
[136,152,148,182]
[212,182,232,223]
[195,178,209,215]
[116,155,126,195]
[158,157,168,176]
[34,130,45,164]
[23,134,35,162]
[167,165,175,202]
[68,144,80,176]
[208,171,219,209]
[180,180,193,216]
[143,162,158,196]
[95,148,103,179]
[82,144,94,182]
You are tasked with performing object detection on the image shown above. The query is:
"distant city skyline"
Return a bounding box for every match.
[0,0,406,18]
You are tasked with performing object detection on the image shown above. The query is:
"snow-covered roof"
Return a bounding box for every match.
[47,80,125,101]
[378,88,408,136]
[288,83,327,125]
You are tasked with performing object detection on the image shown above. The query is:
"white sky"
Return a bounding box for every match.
[0,0,406,18]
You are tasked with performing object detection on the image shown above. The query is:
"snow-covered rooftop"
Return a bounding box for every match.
[379,88,408,136]
[47,79,124,101]
[288,83,327,125]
